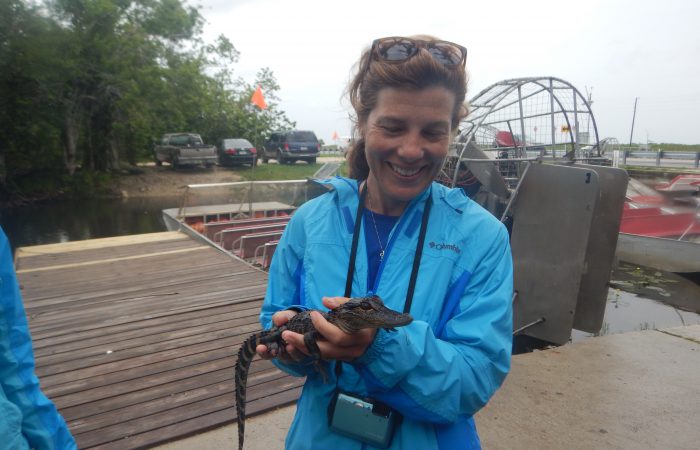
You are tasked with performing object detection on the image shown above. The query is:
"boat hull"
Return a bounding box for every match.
[616,232,700,273]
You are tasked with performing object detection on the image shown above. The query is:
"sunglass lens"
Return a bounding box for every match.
[428,43,464,66]
[378,39,419,61]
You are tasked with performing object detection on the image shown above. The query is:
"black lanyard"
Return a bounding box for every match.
[344,182,433,314]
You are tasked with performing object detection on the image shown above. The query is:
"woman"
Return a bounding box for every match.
[257,35,513,449]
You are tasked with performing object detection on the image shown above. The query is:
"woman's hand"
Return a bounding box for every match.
[255,309,307,363]
[281,297,377,362]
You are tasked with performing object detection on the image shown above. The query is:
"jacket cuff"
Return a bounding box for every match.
[352,328,392,367]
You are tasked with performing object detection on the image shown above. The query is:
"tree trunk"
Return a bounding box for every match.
[63,111,79,176]
[109,133,120,170]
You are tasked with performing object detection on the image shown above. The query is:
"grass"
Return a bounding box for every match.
[219,160,348,181]
[653,143,700,152]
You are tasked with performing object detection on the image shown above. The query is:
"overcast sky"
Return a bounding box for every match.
[198,0,699,145]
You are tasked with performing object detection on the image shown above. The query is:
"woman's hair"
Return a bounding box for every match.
[345,35,470,180]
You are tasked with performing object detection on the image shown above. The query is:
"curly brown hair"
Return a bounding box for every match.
[345,35,469,180]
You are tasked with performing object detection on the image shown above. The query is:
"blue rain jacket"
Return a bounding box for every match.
[0,228,76,450]
[260,177,513,450]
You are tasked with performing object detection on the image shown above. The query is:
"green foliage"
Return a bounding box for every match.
[653,143,700,152]
[6,167,115,200]
[60,169,116,197]
[221,160,347,181]
[0,0,295,201]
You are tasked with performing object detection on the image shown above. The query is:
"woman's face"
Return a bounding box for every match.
[363,86,456,215]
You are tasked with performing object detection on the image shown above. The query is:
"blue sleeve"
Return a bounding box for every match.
[0,227,77,450]
[258,214,320,378]
[354,224,513,424]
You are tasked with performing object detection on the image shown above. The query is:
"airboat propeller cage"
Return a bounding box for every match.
[439,76,629,346]
[441,77,605,192]
[456,76,599,161]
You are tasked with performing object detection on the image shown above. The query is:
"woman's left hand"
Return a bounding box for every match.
[280,297,377,362]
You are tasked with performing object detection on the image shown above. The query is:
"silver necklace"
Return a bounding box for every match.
[367,192,386,261]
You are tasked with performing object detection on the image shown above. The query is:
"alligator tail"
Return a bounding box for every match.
[235,332,261,450]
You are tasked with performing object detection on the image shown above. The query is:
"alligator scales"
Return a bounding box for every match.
[234,295,413,450]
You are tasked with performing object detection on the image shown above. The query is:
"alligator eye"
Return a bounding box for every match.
[360,301,373,310]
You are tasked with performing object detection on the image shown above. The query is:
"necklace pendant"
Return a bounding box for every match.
[379,250,384,260]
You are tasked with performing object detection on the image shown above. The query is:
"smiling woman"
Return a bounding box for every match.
[255,35,513,450]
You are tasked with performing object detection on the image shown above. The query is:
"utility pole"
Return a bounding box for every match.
[585,86,593,144]
[629,97,639,147]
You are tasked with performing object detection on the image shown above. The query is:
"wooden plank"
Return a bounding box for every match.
[16,236,199,268]
[36,324,260,379]
[75,380,304,448]
[32,305,261,356]
[52,356,277,413]
[24,274,261,323]
[66,366,290,435]
[30,295,263,342]
[17,246,210,274]
[21,261,259,310]
[15,232,187,257]
[69,370,297,436]
[35,314,259,366]
[15,231,302,449]
[57,360,281,420]
[90,388,302,450]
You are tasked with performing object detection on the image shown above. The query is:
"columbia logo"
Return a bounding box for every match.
[429,242,461,254]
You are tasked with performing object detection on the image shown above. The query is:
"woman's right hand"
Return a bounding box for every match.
[255,310,307,363]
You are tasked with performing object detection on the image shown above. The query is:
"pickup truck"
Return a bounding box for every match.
[154,133,217,168]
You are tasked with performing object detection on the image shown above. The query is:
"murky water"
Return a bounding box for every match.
[1,196,179,253]
[572,287,700,342]
[2,195,699,343]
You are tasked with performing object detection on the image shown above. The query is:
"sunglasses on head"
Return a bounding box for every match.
[370,36,467,68]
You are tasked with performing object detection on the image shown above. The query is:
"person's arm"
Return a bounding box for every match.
[257,216,321,377]
[0,228,77,449]
[353,224,513,424]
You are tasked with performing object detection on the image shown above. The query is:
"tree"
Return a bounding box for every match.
[0,0,295,201]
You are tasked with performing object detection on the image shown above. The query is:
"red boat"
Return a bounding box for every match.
[615,178,700,273]
[620,203,700,238]
[654,174,700,194]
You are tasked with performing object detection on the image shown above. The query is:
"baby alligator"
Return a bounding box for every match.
[234,295,413,450]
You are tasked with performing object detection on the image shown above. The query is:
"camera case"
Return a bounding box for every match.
[328,391,400,448]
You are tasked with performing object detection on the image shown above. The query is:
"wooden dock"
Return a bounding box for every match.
[15,231,302,449]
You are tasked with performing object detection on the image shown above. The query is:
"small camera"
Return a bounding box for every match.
[328,391,400,448]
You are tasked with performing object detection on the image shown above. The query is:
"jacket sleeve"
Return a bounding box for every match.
[258,214,321,378]
[0,228,77,450]
[353,224,513,424]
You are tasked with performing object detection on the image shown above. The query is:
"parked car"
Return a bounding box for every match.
[261,130,320,164]
[154,133,217,169]
[217,138,257,166]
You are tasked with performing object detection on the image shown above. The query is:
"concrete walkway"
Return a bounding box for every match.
[154,325,700,450]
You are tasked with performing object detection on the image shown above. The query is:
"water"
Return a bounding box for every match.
[2,196,699,342]
[1,196,177,254]
[571,287,700,342]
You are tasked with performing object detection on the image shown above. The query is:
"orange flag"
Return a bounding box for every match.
[251,85,267,110]
[332,131,339,141]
